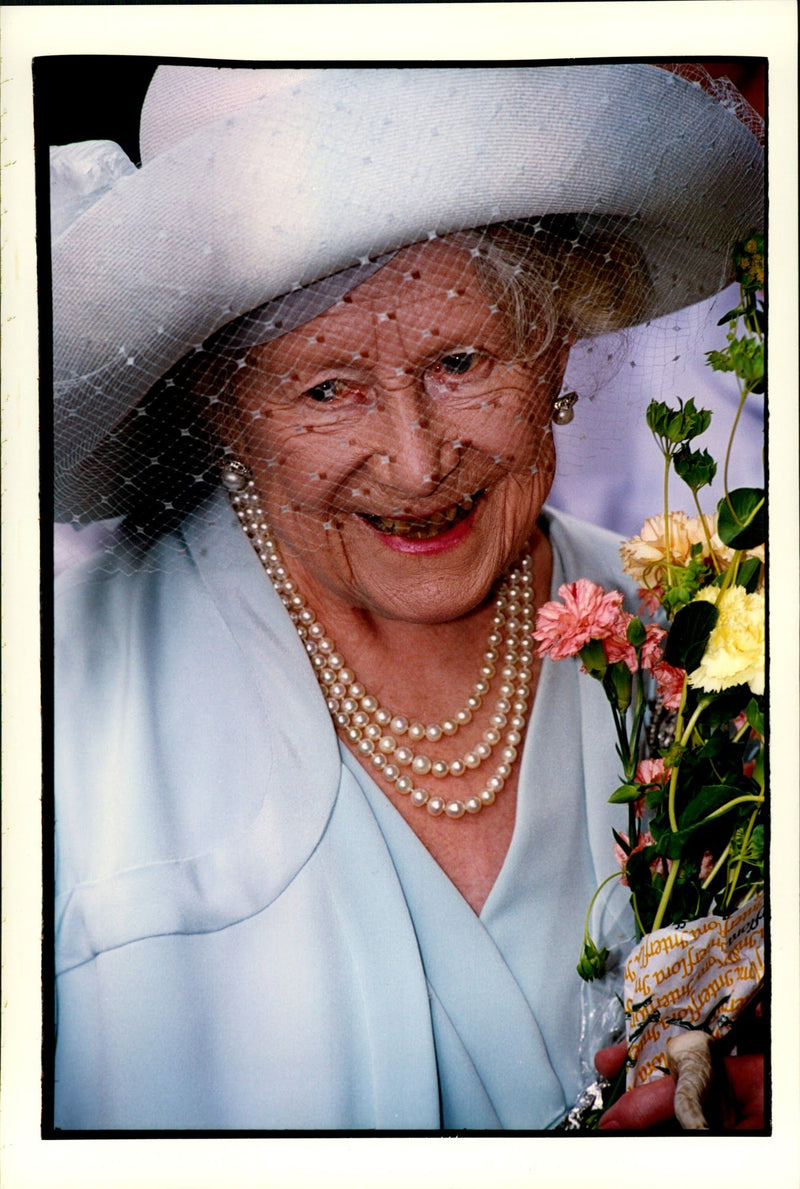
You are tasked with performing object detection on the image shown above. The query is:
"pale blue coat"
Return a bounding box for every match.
[54,494,636,1131]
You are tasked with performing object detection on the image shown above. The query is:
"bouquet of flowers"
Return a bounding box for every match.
[536,236,765,1129]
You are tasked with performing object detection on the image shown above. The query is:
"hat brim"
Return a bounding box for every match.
[52,64,763,520]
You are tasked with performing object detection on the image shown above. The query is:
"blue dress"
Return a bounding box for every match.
[53,492,635,1130]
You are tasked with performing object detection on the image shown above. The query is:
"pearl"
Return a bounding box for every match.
[227,481,536,827]
[445,800,466,819]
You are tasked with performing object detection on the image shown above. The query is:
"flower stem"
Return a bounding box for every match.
[652,858,682,931]
[725,804,762,908]
[582,871,623,943]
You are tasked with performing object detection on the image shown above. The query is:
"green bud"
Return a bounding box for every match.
[580,637,608,680]
[626,617,647,648]
[646,398,711,447]
[603,661,632,713]
[673,445,717,493]
[577,937,610,982]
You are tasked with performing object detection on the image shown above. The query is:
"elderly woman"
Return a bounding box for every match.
[51,65,763,1131]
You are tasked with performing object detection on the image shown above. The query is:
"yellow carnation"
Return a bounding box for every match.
[688,585,765,696]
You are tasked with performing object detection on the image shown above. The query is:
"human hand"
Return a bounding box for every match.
[594,1042,764,1131]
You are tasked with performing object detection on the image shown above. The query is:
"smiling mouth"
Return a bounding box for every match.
[359,491,484,540]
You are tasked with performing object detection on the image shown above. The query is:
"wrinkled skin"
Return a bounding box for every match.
[233,237,570,628]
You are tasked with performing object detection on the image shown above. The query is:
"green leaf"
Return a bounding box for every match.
[716,307,744,327]
[663,600,718,671]
[678,784,740,830]
[609,783,643,804]
[716,488,765,550]
[732,556,763,592]
[745,697,765,737]
[673,445,717,493]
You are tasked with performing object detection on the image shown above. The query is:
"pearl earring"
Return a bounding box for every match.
[220,458,252,492]
[552,392,578,426]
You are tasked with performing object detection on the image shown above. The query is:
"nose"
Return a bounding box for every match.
[364,378,459,498]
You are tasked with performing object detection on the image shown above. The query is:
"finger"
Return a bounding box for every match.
[594,1042,628,1079]
[721,1055,765,1130]
[599,1074,676,1131]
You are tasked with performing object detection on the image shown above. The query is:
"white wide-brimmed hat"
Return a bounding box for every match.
[51,64,763,521]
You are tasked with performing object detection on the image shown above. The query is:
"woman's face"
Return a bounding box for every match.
[233,239,569,624]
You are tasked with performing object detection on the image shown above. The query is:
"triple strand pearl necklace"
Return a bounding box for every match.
[224,462,536,821]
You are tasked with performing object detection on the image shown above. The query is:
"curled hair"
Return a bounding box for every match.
[454,217,652,361]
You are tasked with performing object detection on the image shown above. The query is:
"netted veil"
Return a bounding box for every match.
[49,63,764,573]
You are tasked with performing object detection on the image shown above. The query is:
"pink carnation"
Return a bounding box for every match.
[634,757,669,785]
[534,579,624,660]
[637,585,665,617]
[699,851,715,882]
[652,661,686,710]
[603,617,667,674]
